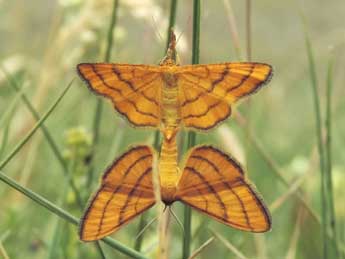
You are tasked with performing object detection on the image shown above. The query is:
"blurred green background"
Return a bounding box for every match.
[0,0,344,258]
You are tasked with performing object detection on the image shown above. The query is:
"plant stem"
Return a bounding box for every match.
[88,0,119,188]
[325,56,339,257]
[303,23,328,258]
[245,0,251,61]
[183,1,200,258]
[105,0,119,63]
[222,0,242,60]
[135,1,178,253]
[165,0,178,52]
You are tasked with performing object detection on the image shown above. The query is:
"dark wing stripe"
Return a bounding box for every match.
[184,202,253,231]
[190,154,252,230]
[225,65,255,95]
[240,180,271,228]
[105,202,155,236]
[133,190,143,214]
[97,154,152,236]
[180,63,270,109]
[117,99,158,119]
[180,68,229,107]
[177,183,208,211]
[90,66,158,119]
[113,67,160,105]
[192,147,244,175]
[91,65,124,96]
[102,146,149,180]
[103,184,153,197]
[184,166,227,219]
[111,67,160,106]
[182,100,223,119]
[119,167,152,224]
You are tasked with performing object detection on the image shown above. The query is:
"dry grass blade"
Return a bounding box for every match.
[253,235,267,259]
[135,216,158,240]
[210,229,249,259]
[234,111,320,222]
[0,242,9,259]
[169,207,185,236]
[285,207,305,259]
[222,0,242,60]
[188,236,215,259]
[245,0,251,61]
[270,173,307,213]
[158,208,171,259]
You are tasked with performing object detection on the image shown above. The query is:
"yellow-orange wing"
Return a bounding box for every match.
[177,63,272,130]
[79,145,156,241]
[175,146,271,232]
[77,63,163,127]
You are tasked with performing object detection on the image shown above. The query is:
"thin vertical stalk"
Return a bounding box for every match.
[87,2,119,257]
[183,1,200,258]
[222,0,242,60]
[105,0,119,63]
[191,0,200,65]
[304,25,328,258]
[244,0,253,156]
[325,56,339,257]
[158,1,178,257]
[88,0,119,188]
[48,167,72,259]
[245,0,251,61]
[0,242,9,259]
[166,0,178,52]
[134,212,148,251]
[135,0,178,252]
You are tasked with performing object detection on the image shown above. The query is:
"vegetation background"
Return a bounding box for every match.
[0,0,344,258]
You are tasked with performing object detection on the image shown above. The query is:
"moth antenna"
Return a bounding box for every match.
[169,207,185,236]
[151,16,164,43]
[176,29,184,47]
[175,14,192,47]
[135,216,158,240]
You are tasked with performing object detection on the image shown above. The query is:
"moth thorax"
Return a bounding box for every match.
[162,73,178,88]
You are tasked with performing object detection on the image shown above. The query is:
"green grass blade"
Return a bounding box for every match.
[0,79,74,170]
[2,68,107,258]
[104,0,119,63]
[183,1,200,258]
[86,2,122,257]
[165,0,178,52]
[0,170,149,259]
[0,108,13,160]
[0,67,84,208]
[134,212,148,251]
[303,20,328,258]
[88,0,119,188]
[325,56,339,257]
[245,0,251,61]
[0,241,9,259]
[0,82,23,159]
